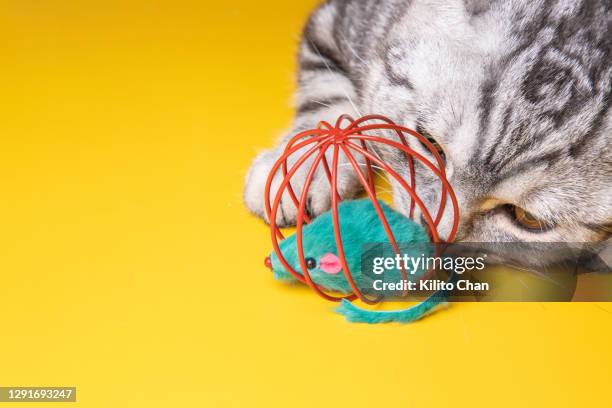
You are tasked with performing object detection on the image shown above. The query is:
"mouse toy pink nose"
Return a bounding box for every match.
[319,253,342,274]
[264,256,272,270]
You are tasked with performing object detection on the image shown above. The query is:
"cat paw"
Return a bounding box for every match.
[243,147,334,227]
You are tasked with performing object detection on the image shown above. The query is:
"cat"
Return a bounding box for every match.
[244,0,611,269]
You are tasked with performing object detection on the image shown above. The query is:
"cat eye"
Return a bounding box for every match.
[507,205,552,232]
[416,125,446,164]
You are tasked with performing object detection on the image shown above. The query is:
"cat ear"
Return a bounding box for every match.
[319,253,342,274]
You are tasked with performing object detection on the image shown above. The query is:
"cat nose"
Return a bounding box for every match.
[264,256,272,269]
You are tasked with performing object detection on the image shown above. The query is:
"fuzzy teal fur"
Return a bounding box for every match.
[270,199,430,293]
[336,272,459,324]
[269,199,452,324]
[335,296,446,324]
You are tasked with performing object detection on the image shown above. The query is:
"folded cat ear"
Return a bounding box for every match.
[319,253,342,274]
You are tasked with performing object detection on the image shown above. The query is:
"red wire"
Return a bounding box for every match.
[346,136,459,240]
[296,141,355,301]
[346,115,419,217]
[264,114,460,303]
[266,139,329,281]
[341,143,409,298]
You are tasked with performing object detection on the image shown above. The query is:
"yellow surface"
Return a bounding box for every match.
[0,1,609,407]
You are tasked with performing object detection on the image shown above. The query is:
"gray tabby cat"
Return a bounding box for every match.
[244,0,611,268]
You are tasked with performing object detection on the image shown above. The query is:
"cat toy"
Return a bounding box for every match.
[263,114,459,323]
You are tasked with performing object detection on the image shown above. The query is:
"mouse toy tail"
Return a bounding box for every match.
[335,293,448,324]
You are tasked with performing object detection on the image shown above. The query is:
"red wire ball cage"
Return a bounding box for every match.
[264,114,460,305]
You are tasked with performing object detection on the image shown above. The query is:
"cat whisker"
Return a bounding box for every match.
[338,31,366,64]
[506,263,566,288]
[307,99,333,109]
[308,40,362,117]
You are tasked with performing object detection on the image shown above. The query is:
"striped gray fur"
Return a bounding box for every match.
[244,0,611,268]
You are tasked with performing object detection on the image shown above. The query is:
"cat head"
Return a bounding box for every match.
[362,0,611,267]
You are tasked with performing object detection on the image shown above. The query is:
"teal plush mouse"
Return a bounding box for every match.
[267,199,452,324]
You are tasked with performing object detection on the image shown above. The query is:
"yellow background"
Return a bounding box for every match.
[0,1,610,407]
